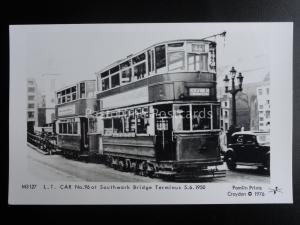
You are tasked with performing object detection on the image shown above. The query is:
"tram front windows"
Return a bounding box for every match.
[173,105,190,131]
[192,105,211,130]
[173,104,219,132]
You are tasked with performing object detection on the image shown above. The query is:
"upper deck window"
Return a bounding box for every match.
[155,45,166,70]
[167,42,184,51]
[168,51,185,71]
[102,78,110,91]
[134,63,146,80]
[111,73,120,88]
[80,82,85,98]
[187,53,208,72]
[200,54,208,71]
[57,85,77,104]
[133,53,146,64]
[168,42,184,48]
[147,50,154,73]
[85,81,95,98]
[121,68,132,84]
[191,43,206,53]
[110,65,119,74]
[188,54,200,71]
[120,60,131,70]
[186,42,210,72]
[101,70,109,78]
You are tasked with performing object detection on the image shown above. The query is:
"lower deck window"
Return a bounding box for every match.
[58,122,78,134]
[88,117,98,133]
[104,118,113,134]
[124,116,136,133]
[136,116,148,134]
[113,117,123,133]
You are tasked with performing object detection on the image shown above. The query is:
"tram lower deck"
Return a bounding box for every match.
[89,102,225,180]
[56,117,89,158]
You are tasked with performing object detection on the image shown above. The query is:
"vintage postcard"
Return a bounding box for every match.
[9,23,293,204]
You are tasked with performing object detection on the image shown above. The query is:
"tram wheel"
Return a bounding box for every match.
[125,159,131,172]
[118,159,125,171]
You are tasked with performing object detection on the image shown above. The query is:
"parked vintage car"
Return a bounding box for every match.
[224,131,270,171]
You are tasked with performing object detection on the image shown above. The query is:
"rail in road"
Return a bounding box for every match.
[27,144,270,183]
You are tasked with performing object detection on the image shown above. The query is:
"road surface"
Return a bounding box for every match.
[27,144,270,183]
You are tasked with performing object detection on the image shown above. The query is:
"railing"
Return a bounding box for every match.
[27,132,58,154]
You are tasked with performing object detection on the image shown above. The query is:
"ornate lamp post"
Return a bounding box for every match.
[223,67,244,128]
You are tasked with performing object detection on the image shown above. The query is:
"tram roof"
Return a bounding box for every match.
[95,39,216,75]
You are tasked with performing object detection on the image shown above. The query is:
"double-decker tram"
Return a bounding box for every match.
[91,38,226,180]
[55,80,98,158]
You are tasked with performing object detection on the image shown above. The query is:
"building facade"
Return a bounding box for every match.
[27,78,38,132]
[220,94,231,131]
[36,74,58,126]
[257,84,270,132]
[219,92,250,131]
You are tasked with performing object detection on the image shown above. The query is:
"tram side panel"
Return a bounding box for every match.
[102,136,156,161]
[57,134,81,152]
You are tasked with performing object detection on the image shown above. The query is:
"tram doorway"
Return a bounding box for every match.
[154,104,176,160]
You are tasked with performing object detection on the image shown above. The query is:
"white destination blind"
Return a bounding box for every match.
[189,88,210,96]
[58,104,76,116]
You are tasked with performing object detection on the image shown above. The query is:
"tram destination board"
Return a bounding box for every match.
[189,88,210,96]
[9,23,293,205]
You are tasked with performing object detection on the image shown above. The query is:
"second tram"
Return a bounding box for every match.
[55,80,98,158]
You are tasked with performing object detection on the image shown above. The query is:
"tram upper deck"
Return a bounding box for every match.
[55,80,98,118]
[96,39,217,111]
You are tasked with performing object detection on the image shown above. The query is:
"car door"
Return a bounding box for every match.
[231,134,245,162]
[243,134,260,163]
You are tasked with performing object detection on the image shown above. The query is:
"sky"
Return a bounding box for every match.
[12,23,271,90]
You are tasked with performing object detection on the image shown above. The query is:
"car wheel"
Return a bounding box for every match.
[226,154,236,170]
[265,155,270,174]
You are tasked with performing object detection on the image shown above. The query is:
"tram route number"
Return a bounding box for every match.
[184,185,206,190]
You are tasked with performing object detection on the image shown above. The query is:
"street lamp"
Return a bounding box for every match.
[223,67,244,128]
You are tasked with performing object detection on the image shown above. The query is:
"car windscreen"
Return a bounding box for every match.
[256,134,270,145]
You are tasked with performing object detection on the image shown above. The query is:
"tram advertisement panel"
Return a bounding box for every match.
[9,23,293,204]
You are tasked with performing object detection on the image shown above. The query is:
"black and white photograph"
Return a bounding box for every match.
[9,23,293,204]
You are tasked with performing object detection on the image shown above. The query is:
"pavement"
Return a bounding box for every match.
[27,145,270,183]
